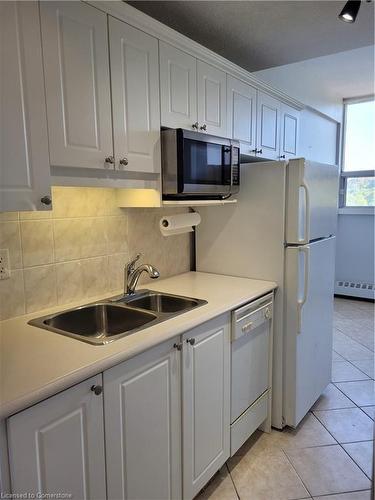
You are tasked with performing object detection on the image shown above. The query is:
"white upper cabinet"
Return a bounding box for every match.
[0,2,51,212]
[227,76,257,154]
[256,91,281,160]
[197,61,227,136]
[7,375,106,499]
[280,103,300,160]
[159,42,198,130]
[182,315,231,499]
[104,339,181,500]
[109,18,161,174]
[40,2,113,170]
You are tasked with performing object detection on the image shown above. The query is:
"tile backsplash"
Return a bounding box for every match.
[0,187,192,320]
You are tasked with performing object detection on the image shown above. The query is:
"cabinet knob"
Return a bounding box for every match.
[242,321,253,333]
[199,124,207,131]
[91,384,103,396]
[105,156,115,166]
[40,195,52,206]
[264,307,272,319]
[250,149,257,153]
[278,155,286,159]
[119,158,129,167]
[186,338,196,345]
[192,122,199,130]
[256,149,263,154]
[173,342,183,351]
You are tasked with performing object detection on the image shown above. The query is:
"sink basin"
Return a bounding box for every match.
[30,303,157,345]
[125,292,204,313]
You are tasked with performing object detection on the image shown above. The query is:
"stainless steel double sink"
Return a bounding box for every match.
[29,290,207,345]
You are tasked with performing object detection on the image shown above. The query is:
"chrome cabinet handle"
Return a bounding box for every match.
[105,156,115,166]
[119,158,128,166]
[40,196,52,206]
[242,321,253,333]
[91,384,103,396]
[186,338,196,345]
[200,124,207,131]
[192,122,199,130]
[173,342,183,351]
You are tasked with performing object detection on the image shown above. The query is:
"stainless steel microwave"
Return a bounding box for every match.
[161,128,240,200]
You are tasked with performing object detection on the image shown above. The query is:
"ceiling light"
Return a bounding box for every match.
[338,1,361,23]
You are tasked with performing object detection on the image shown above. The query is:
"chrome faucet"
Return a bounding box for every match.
[124,253,160,295]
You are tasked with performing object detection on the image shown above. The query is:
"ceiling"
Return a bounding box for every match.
[127,1,375,72]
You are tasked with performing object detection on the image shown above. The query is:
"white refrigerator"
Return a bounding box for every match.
[196,158,339,429]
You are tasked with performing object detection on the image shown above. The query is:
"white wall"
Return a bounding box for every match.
[253,45,374,122]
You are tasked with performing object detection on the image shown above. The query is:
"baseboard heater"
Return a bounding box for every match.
[335,280,375,300]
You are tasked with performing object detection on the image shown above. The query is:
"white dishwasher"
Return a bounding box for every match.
[231,292,273,455]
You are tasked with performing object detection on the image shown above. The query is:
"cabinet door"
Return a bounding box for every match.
[160,42,197,129]
[197,61,227,136]
[256,91,281,160]
[182,314,230,499]
[40,2,113,169]
[109,18,161,174]
[7,375,106,499]
[227,76,257,154]
[280,104,300,160]
[104,339,181,500]
[0,2,51,212]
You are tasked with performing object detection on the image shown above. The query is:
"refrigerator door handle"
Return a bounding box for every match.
[297,245,310,334]
[300,181,310,244]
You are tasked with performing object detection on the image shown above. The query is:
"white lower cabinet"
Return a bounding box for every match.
[7,315,231,500]
[7,375,106,499]
[182,314,231,499]
[104,338,182,500]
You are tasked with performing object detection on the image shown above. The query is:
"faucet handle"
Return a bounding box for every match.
[126,253,142,275]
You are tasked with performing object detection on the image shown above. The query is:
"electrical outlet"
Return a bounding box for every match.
[0,249,11,280]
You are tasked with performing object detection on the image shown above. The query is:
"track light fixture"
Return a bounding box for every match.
[338,1,361,22]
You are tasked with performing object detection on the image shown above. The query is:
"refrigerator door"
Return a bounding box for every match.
[284,236,335,427]
[286,159,339,244]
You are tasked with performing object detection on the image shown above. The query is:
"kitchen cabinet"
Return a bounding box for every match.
[256,91,281,160]
[40,1,113,170]
[159,42,198,130]
[104,338,181,500]
[0,1,51,212]
[227,76,257,155]
[182,314,231,499]
[197,61,227,136]
[109,18,161,174]
[7,375,106,499]
[280,104,300,160]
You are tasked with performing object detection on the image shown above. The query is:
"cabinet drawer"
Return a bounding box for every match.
[230,390,269,456]
[232,293,273,341]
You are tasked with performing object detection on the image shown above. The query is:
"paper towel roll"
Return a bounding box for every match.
[159,212,201,237]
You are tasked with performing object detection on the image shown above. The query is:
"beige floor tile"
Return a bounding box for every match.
[343,441,374,479]
[312,384,356,411]
[333,338,374,362]
[361,406,375,420]
[335,380,375,406]
[195,466,238,500]
[228,445,309,500]
[285,445,371,496]
[313,408,373,443]
[313,491,372,500]
[332,361,370,382]
[351,359,374,379]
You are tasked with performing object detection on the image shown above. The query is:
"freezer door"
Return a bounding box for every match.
[286,158,339,244]
[284,237,335,427]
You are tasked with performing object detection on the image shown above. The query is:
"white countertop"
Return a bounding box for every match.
[0,272,276,419]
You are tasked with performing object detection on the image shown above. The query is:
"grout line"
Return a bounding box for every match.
[334,325,375,354]
[225,463,240,500]
[281,448,313,498]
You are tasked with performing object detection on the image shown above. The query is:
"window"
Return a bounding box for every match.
[341,97,375,209]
